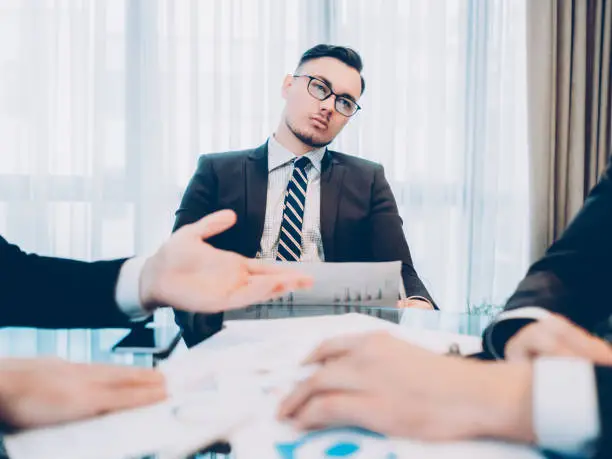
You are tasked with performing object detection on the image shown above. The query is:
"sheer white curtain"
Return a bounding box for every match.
[0,0,326,357]
[0,0,528,356]
[330,0,529,311]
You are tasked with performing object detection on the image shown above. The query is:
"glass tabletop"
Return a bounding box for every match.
[224,304,497,337]
[0,306,500,459]
[0,307,498,361]
[0,327,171,367]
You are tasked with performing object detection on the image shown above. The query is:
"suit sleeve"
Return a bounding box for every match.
[368,165,436,307]
[173,155,224,346]
[173,155,218,232]
[0,236,131,328]
[504,157,612,332]
[595,366,612,458]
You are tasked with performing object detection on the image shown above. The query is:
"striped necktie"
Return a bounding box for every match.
[276,156,311,261]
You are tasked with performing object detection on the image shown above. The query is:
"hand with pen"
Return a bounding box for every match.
[278,331,534,444]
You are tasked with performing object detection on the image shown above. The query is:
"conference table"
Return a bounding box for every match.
[0,306,546,459]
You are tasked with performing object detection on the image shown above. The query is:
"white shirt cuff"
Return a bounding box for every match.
[485,307,552,359]
[534,357,600,455]
[114,257,153,322]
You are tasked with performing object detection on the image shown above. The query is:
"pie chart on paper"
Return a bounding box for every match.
[276,427,397,459]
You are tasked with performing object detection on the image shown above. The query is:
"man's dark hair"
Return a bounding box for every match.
[296,44,365,95]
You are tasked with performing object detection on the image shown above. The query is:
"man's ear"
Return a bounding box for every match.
[281,74,293,100]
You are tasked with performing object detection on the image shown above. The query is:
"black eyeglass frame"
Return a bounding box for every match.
[292,74,362,117]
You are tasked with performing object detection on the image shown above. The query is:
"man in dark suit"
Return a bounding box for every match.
[278,157,612,458]
[174,44,434,345]
[478,155,612,457]
[0,210,310,430]
[482,155,612,355]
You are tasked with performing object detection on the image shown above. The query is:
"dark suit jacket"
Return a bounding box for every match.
[503,158,612,330]
[0,235,133,328]
[173,142,434,344]
[483,157,612,457]
[595,367,612,459]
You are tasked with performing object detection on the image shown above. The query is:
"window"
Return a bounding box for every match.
[0,0,528,356]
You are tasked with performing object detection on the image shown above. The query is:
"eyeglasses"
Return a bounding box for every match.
[293,75,361,117]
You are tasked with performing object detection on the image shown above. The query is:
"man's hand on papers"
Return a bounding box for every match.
[505,313,612,364]
[0,358,166,429]
[278,331,534,444]
[139,210,313,313]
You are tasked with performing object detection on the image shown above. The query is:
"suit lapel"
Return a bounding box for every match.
[320,150,345,261]
[245,143,269,257]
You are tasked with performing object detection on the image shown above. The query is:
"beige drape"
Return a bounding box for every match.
[527,0,612,260]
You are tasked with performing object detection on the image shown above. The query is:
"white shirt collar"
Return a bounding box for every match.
[267,134,326,173]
